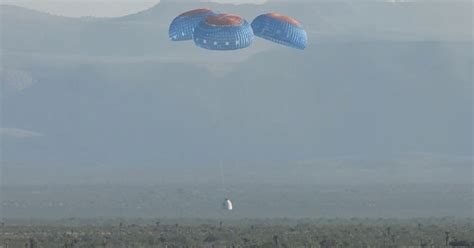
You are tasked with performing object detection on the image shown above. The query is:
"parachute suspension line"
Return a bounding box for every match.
[211,81,228,200]
[219,160,227,196]
[210,77,232,212]
[212,91,221,130]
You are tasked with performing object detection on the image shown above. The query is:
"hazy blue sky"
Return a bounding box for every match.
[1,0,267,17]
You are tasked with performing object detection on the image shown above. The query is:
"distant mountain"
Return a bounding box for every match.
[0,4,70,19]
[1,1,472,166]
[1,1,471,54]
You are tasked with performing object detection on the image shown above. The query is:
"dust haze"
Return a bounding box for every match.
[1,0,472,220]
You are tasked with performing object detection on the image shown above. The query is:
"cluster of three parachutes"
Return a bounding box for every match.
[169,8,308,51]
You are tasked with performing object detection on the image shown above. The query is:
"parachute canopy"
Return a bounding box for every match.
[169,8,216,41]
[193,14,254,51]
[251,12,307,50]
[223,198,233,210]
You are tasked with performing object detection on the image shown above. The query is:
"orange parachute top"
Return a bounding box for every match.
[206,14,243,26]
[267,12,301,27]
[180,8,213,16]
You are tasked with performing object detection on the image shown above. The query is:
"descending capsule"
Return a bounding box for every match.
[251,12,307,50]
[193,14,254,51]
[222,198,233,210]
[169,8,216,41]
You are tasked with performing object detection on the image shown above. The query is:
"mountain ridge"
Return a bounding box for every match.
[1,1,472,166]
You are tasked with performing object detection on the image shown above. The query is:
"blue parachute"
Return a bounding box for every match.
[169,9,216,41]
[251,13,307,50]
[193,14,254,51]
